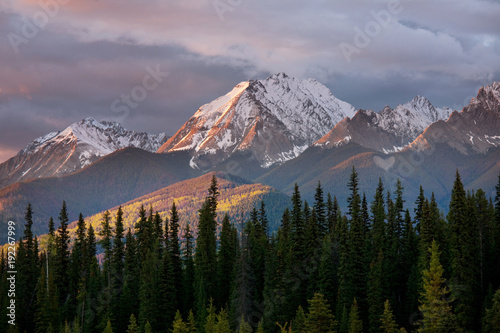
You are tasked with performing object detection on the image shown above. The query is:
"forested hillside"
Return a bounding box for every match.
[2,170,500,333]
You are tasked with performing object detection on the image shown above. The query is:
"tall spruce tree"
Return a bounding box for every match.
[315,181,327,236]
[447,171,478,330]
[305,293,336,333]
[111,207,125,331]
[380,300,399,333]
[121,228,140,329]
[139,250,161,331]
[349,298,363,333]
[55,201,70,318]
[345,167,368,324]
[169,202,183,312]
[368,250,386,333]
[418,240,457,333]
[217,214,238,308]
[17,203,39,332]
[194,199,218,320]
[183,222,195,315]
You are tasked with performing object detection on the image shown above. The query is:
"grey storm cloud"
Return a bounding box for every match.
[0,0,499,162]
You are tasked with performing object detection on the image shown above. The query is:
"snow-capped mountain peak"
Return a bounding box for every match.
[158,73,356,168]
[314,96,454,154]
[0,118,169,187]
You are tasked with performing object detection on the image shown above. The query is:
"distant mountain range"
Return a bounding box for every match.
[1,74,499,242]
[0,118,169,188]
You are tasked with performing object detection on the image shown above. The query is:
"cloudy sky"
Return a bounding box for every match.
[1,0,499,163]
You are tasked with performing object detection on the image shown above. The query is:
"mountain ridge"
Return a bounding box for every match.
[0,117,169,188]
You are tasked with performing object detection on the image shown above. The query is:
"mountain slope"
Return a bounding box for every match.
[158,73,355,169]
[0,118,169,188]
[63,172,290,244]
[0,147,196,237]
[315,96,452,153]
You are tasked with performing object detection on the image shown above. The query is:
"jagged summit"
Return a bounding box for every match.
[314,96,453,153]
[158,73,356,168]
[409,81,500,154]
[0,118,169,187]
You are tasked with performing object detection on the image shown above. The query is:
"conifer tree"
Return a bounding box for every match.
[69,214,86,324]
[34,261,59,333]
[326,193,334,234]
[256,321,265,333]
[208,175,220,219]
[315,181,327,236]
[139,249,162,331]
[172,311,189,333]
[292,306,307,333]
[55,201,70,317]
[447,170,478,329]
[349,298,363,333]
[345,167,368,323]
[98,210,113,327]
[17,203,40,332]
[160,243,176,331]
[380,300,398,333]
[291,183,305,257]
[368,250,385,333]
[170,202,183,311]
[318,234,338,306]
[418,241,457,333]
[216,308,231,333]
[103,319,113,333]
[187,310,197,332]
[195,199,218,319]
[126,314,139,333]
[111,207,125,330]
[204,299,217,333]
[483,287,500,332]
[231,220,257,327]
[121,228,139,328]
[414,186,425,233]
[218,214,238,308]
[183,222,195,314]
[259,201,269,238]
[305,293,336,333]
[371,178,386,258]
[145,320,152,333]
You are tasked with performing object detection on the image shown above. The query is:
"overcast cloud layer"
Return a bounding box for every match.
[1,0,499,163]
